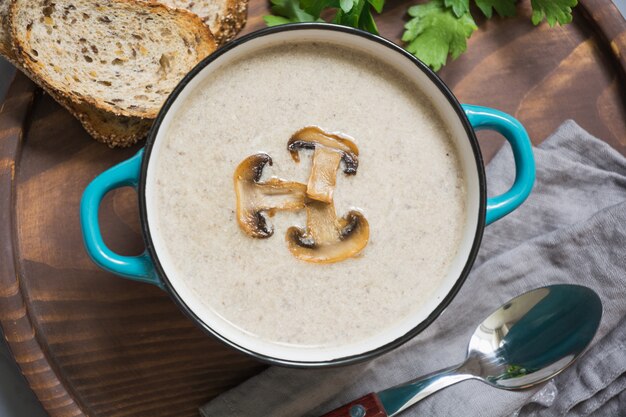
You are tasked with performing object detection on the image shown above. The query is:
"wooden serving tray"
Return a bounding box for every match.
[0,1,624,416]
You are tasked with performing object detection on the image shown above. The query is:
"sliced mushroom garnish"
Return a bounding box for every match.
[287,126,359,203]
[234,127,369,263]
[234,153,307,238]
[286,200,369,263]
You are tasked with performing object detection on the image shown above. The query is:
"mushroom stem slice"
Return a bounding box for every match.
[306,200,342,243]
[234,153,307,238]
[306,147,343,203]
[286,201,370,264]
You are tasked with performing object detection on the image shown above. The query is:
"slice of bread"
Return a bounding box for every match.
[10,0,217,146]
[0,0,14,59]
[1,1,149,147]
[65,100,154,147]
[154,0,248,44]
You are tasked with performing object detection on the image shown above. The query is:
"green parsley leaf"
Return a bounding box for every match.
[359,3,379,33]
[265,0,383,34]
[367,0,384,14]
[444,0,469,17]
[402,0,477,71]
[530,0,578,26]
[334,0,380,33]
[265,0,320,23]
[475,0,516,18]
[340,0,354,13]
[263,15,295,25]
[335,0,366,27]
[300,0,337,17]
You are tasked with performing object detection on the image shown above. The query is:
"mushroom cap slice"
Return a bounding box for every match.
[285,201,370,263]
[287,126,360,203]
[234,153,307,238]
[287,126,359,172]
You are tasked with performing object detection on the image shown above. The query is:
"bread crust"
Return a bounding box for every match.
[0,0,14,60]
[0,44,14,60]
[148,0,248,44]
[10,0,216,119]
[11,58,152,146]
[65,101,152,147]
[8,0,216,146]
[214,0,249,44]
[0,46,150,147]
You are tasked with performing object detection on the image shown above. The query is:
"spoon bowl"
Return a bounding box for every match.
[466,285,602,389]
[324,285,602,417]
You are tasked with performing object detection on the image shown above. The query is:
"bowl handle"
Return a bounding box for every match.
[462,104,535,225]
[80,150,161,287]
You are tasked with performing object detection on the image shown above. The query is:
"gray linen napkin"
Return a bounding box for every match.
[201,121,626,417]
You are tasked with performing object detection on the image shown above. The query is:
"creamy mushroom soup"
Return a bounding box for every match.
[151,42,466,347]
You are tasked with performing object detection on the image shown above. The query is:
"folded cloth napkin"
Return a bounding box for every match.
[200,121,626,417]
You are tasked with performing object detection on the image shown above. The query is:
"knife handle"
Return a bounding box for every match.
[321,393,388,417]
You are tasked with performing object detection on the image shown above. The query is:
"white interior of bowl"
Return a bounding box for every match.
[144,27,481,364]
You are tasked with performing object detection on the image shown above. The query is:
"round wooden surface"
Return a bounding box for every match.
[0,1,625,416]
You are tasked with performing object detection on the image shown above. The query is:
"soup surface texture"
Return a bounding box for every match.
[151,41,467,348]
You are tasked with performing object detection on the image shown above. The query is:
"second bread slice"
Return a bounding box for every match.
[155,0,248,44]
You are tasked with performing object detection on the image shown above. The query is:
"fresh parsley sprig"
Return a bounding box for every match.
[264,0,579,71]
[264,0,384,34]
[402,0,477,72]
[530,0,578,26]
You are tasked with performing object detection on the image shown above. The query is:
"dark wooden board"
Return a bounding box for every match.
[0,1,624,416]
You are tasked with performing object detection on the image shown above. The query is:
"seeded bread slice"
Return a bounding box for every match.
[65,101,154,147]
[0,0,14,59]
[1,1,149,147]
[154,0,248,44]
[10,0,217,146]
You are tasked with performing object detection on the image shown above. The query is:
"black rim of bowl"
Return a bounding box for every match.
[138,23,487,368]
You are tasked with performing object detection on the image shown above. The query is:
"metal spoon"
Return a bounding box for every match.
[323,284,602,417]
